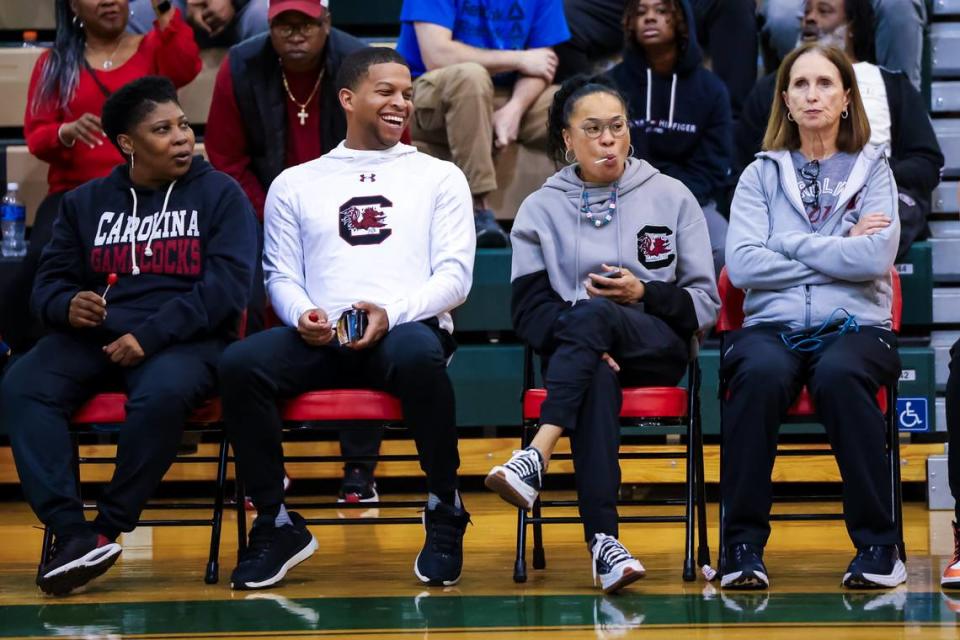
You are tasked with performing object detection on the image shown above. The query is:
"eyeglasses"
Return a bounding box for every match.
[579,118,629,139]
[271,22,322,38]
[799,159,820,210]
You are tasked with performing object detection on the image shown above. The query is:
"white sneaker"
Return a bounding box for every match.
[591,533,645,594]
[484,447,544,510]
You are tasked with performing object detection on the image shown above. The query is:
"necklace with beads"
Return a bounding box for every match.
[580,183,619,228]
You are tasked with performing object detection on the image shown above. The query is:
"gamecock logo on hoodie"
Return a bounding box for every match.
[637,225,676,269]
[339,196,393,246]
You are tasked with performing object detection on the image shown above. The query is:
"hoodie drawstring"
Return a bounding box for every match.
[128,179,176,276]
[668,73,677,127]
[646,69,679,128]
[574,184,584,305]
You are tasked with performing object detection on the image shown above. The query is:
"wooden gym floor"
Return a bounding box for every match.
[0,493,958,639]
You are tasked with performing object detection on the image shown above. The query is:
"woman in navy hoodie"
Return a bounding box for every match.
[0,76,256,596]
[609,0,733,274]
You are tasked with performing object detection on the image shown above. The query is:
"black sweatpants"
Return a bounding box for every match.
[540,298,688,541]
[944,339,960,523]
[720,324,902,549]
[1,332,222,539]
[219,322,460,516]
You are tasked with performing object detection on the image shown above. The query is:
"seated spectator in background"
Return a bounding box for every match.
[760,0,925,90]
[205,0,381,504]
[556,0,756,118]
[722,43,903,591]
[1,77,256,596]
[396,0,571,247]
[485,75,719,593]
[609,0,733,274]
[737,0,942,260]
[128,0,268,47]
[220,48,475,590]
[1,0,201,355]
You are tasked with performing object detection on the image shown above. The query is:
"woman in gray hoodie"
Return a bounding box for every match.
[484,75,719,593]
[721,43,903,592]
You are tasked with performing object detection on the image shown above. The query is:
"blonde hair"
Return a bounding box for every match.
[762,43,871,152]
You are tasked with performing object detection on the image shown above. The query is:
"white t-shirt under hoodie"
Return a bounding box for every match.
[263,142,476,334]
[853,61,891,152]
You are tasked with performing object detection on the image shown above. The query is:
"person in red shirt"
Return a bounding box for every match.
[1,0,201,353]
[205,0,382,504]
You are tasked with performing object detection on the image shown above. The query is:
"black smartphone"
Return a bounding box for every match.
[594,269,623,288]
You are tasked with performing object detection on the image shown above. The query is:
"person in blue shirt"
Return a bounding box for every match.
[396,0,571,247]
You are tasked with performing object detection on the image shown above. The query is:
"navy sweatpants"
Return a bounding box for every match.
[539,298,689,541]
[1,332,223,539]
[944,339,960,522]
[720,325,902,549]
[219,321,460,516]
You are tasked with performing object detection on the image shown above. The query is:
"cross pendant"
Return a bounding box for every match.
[297,107,308,126]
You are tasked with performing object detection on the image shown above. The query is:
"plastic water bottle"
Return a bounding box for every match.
[1,183,27,258]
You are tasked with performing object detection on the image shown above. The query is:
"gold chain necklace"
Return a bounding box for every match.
[281,65,325,126]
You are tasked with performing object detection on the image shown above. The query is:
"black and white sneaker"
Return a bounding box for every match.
[37,532,122,596]
[230,511,317,590]
[414,501,470,586]
[485,447,544,510]
[720,543,769,590]
[842,545,907,589]
[337,465,379,504]
[591,533,645,594]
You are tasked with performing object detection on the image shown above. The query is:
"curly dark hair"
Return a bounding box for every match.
[622,0,688,52]
[547,75,628,164]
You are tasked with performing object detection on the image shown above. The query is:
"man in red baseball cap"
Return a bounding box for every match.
[205,0,384,504]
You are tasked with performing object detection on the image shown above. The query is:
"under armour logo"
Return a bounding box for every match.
[360,174,376,182]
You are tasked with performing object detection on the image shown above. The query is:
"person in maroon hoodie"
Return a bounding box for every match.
[1,76,256,597]
[1,0,201,354]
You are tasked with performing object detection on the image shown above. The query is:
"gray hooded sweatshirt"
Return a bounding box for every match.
[510,158,720,352]
[726,145,899,330]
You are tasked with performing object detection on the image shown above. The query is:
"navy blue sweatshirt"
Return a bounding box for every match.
[32,156,257,356]
[608,0,733,205]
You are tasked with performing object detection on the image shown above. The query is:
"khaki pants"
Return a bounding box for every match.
[410,62,557,197]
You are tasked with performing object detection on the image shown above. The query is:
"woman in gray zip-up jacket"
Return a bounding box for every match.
[721,43,904,591]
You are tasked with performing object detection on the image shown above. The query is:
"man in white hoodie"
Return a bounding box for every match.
[218,47,476,590]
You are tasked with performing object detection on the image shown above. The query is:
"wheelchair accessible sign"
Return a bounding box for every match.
[897,397,929,432]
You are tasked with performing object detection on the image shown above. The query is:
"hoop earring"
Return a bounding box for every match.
[72,15,84,30]
[628,144,635,157]
[786,112,795,122]
[564,148,576,164]
[841,109,849,119]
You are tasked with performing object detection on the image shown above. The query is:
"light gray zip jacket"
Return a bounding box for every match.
[726,145,899,330]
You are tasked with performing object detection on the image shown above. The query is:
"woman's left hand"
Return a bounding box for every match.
[103,333,145,367]
[585,264,645,304]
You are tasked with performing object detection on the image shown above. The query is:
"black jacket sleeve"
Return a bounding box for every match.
[31,196,85,330]
[511,270,568,354]
[130,182,257,356]
[885,70,944,195]
[642,280,699,341]
[733,73,776,179]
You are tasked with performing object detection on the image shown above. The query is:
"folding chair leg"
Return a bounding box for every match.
[513,506,528,583]
[694,399,711,570]
[205,434,229,584]
[886,383,906,561]
[235,475,248,557]
[531,495,546,570]
[37,526,53,582]
[682,421,696,582]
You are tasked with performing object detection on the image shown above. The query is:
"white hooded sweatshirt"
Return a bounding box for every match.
[263,142,475,333]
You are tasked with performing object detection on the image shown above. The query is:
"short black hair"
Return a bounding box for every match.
[845,0,877,64]
[101,76,181,152]
[336,47,409,92]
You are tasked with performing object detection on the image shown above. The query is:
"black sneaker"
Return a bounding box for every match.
[338,465,379,504]
[842,545,907,589]
[485,447,544,510]
[474,209,509,248]
[37,531,122,596]
[414,500,470,586]
[230,511,317,590]
[720,543,769,590]
[591,533,645,594]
